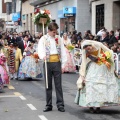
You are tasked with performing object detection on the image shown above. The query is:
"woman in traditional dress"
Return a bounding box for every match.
[18,42,42,80]
[8,42,16,79]
[75,40,120,113]
[62,33,76,73]
[0,43,9,88]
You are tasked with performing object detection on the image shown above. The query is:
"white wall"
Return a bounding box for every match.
[0,0,2,14]
[76,0,91,34]
[4,0,12,3]
[16,0,21,12]
[91,0,120,34]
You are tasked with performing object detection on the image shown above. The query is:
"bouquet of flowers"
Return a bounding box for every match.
[74,52,81,59]
[66,44,75,51]
[33,8,51,27]
[33,53,39,59]
[97,51,113,69]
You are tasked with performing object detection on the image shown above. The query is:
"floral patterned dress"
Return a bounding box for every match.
[18,48,42,79]
[0,52,9,85]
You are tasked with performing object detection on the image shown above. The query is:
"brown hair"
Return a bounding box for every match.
[48,22,59,31]
[83,45,92,49]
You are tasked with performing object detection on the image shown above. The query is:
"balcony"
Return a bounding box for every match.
[4,0,12,3]
[29,0,62,6]
[29,0,50,6]
[89,0,100,2]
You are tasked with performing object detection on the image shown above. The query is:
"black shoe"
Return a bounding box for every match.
[43,106,52,112]
[95,107,101,113]
[58,107,65,112]
[10,77,13,80]
[89,107,95,113]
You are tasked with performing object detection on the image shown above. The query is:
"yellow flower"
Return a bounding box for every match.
[97,61,102,65]
[66,44,75,50]
[105,51,111,59]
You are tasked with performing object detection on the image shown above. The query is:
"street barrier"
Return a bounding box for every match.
[117,53,120,75]
[114,53,118,74]
[73,48,82,67]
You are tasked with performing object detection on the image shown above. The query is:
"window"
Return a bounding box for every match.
[22,15,26,20]
[96,4,104,33]
[8,2,12,14]
[2,0,6,13]
[12,0,16,13]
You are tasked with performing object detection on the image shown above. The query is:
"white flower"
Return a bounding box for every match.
[40,10,45,14]
[35,13,39,17]
[33,17,35,22]
[48,14,52,19]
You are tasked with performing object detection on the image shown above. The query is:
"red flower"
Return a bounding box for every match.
[98,57,100,61]
[102,53,106,57]
[34,8,40,14]
[55,38,58,44]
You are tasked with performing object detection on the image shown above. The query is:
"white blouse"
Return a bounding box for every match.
[38,34,67,68]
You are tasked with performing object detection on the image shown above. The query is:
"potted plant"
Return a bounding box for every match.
[33,8,51,27]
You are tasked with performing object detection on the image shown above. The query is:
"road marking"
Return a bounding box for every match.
[8,85,15,89]
[38,115,48,120]
[19,96,26,100]
[0,95,18,98]
[14,92,22,96]
[27,104,37,110]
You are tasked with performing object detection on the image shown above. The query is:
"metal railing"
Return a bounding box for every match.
[72,48,120,74]
[73,48,82,67]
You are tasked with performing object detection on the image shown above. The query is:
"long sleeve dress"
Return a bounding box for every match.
[62,38,76,72]
[0,50,9,86]
[18,47,42,79]
[75,40,120,107]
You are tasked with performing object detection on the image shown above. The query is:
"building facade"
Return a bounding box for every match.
[11,0,23,32]
[0,0,6,31]
[4,0,22,32]
[22,0,34,34]
[90,0,120,34]
[28,0,91,35]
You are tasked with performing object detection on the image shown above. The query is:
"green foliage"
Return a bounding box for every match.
[34,13,51,28]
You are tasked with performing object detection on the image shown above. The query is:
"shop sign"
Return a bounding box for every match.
[63,7,76,14]
[64,13,75,17]
[58,10,66,18]
[12,12,20,22]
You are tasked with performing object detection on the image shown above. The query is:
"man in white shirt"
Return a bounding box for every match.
[38,22,67,112]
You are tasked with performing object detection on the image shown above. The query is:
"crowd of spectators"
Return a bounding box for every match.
[65,27,120,54]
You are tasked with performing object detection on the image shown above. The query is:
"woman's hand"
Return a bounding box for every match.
[81,76,85,86]
[62,68,64,73]
[35,59,38,63]
[22,55,25,58]
[81,76,85,81]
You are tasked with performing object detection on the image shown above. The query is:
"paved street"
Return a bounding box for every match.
[0,72,120,120]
